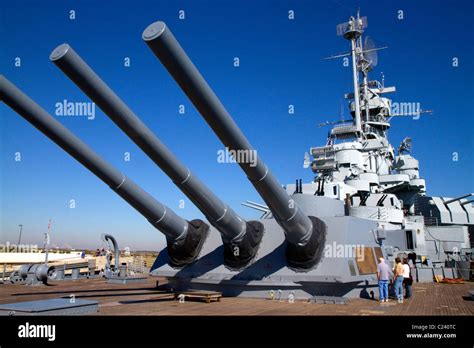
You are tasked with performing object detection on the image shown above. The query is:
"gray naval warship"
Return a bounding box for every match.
[1,12,472,298]
[147,12,474,298]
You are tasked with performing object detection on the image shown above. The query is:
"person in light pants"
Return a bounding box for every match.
[377,257,390,303]
[393,257,405,303]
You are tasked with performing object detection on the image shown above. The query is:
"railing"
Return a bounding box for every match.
[331,124,358,135]
[129,255,147,274]
[366,207,388,221]
[423,216,438,226]
[365,115,390,124]
[413,197,420,214]
[311,146,335,158]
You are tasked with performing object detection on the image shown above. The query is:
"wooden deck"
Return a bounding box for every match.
[0,277,472,316]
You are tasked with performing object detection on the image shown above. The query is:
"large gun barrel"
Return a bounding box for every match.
[443,193,474,205]
[0,75,208,267]
[50,44,263,268]
[143,21,326,269]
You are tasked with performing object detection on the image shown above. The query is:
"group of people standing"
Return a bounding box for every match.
[377,257,413,303]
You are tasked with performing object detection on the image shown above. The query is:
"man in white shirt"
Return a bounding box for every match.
[402,258,413,299]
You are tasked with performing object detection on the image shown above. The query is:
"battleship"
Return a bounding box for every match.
[0,12,472,300]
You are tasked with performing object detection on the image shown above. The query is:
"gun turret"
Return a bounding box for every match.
[0,75,207,267]
[142,21,326,269]
[50,44,263,268]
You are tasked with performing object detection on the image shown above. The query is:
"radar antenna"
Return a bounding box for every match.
[398,137,413,154]
[361,36,387,72]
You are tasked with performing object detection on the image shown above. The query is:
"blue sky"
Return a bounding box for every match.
[1,0,473,250]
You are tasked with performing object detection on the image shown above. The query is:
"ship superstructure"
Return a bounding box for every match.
[285,12,473,279]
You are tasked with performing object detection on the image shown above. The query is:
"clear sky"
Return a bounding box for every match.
[1,0,473,251]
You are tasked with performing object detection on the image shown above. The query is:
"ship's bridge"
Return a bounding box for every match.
[351,96,392,131]
[310,141,365,174]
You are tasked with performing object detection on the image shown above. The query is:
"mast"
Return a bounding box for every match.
[360,32,371,127]
[336,11,367,135]
[351,38,362,133]
[350,35,362,134]
[333,12,386,137]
